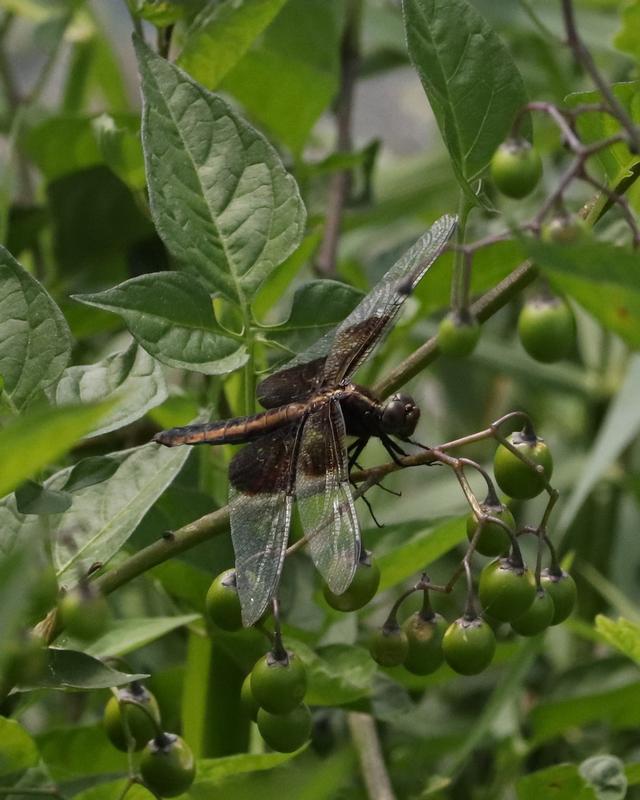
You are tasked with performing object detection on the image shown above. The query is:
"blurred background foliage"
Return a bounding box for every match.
[1,0,640,798]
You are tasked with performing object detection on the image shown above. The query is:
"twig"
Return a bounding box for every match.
[561,0,640,152]
[347,712,397,800]
[315,0,361,275]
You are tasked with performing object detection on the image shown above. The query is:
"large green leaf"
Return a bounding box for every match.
[517,764,596,800]
[595,615,640,667]
[0,246,72,409]
[74,273,248,375]
[0,403,109,500]
[178,0,289,88]
[614,3,640,64]
[263,280,363,355]
[523,237,640,349]
[557,356,640,536]
[0,718,39,780]
[220,0,341,154]
[53,342,168,437]
[193,751,303,786]
[294,642,377,707]
[566,83,640,185]
[402,0,529,198]
[57,614,200,659]
[0,442,192,583]
[135,37,306,306]
[37,723,127,783]
[529,678,640,744]
[15,648,146,691]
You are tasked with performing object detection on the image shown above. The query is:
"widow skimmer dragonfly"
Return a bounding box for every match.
[154,214,456,625]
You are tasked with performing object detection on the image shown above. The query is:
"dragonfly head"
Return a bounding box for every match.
[380,393,420,438]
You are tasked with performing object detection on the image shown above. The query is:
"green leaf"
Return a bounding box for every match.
[74,273,248,375]
[92,112,146,190]
[0,246,72,409]
[263,280,363,355]
[0,548,35,665]
[15,648,146,691]
[0,718,39,780]
[517,764,595,800]
[566,83,640,184]
[251,230,321,322]
[61,456,120,493]
[71,782,154,800]
[37,724,127,783]
[23,115,101,181]
[0,442,192,582]
[523,237,640,349]
[377,517,466,591]
[615,3,640,64]
[579,755,628,800]
[220,0,341,154]
[135,36,306,305]
[0,403,110,500]
[530,679,640,744]
[15,480,72,515]
[557,356,640,535]
[194,751,303,786]
[402,0,529,199]
[53,342,168,437]
[302,644,377,707]
[178,0,289,88]
[595,615,640,666]
[57,614,200,659]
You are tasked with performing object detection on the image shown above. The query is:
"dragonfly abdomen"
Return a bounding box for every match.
[153,402,308,447]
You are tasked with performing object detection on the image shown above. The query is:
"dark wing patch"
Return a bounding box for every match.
[256,356,327,409]
[228,425,298,625]
[295,401,359,594]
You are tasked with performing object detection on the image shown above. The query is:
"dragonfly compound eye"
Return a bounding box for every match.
[381,393,420,437]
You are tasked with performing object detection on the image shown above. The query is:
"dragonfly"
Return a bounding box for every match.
[153,214,456,625]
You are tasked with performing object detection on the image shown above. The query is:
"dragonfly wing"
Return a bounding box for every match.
[228,425,298,625]
[295,400,360,594]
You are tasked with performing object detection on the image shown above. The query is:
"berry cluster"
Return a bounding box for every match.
[103,682,196,797]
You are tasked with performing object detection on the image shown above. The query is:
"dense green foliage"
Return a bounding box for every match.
[1,1,640,798]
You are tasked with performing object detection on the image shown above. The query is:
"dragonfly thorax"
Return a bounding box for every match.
[380,393,420,438]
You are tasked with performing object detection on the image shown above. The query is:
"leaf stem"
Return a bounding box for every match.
[450,192,472,311]
[347,712,397,800]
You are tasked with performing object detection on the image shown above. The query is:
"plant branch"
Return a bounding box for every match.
[315,0,361,276]
[347,712,397,800]
[561,0,640,152]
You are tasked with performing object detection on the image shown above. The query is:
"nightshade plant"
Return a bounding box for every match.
[1,1,640,798]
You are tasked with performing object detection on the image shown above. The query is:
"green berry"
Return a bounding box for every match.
[491,139,542,199]
[438,311,481,358]
[479,558,536,622]
[540,568,577,624]
[58,583,109,641]
[103,684,161,752]
[511,589,555,636]
[140,733,195,798]
[369,622,409,667]
[323,552,380,611]
[250,651,307,714]
[541,214,588,244]
[402,611,447,675]
[466,502,515,557]
[205,569,243,631]
[240,673,259,721]
[442,616,496,675]
[257,704,312,753]
[518,295,576,363]
[493,431,553,499]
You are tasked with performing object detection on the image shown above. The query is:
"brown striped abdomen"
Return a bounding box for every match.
[152,402,308,447]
